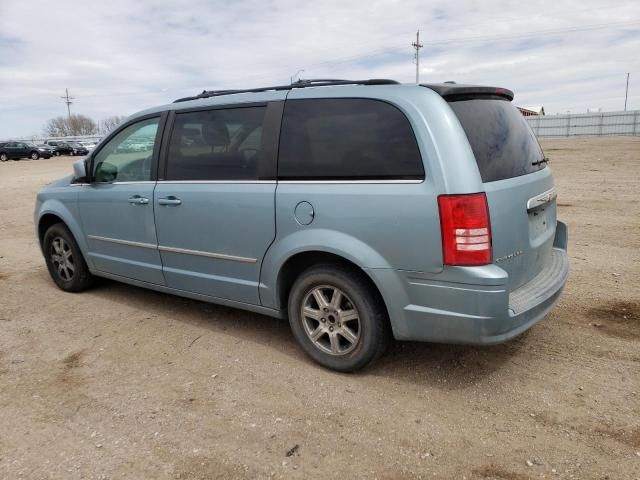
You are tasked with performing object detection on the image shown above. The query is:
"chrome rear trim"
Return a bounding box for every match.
[526,187,557,211]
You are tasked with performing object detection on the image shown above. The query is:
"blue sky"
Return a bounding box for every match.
[0,0,639,138]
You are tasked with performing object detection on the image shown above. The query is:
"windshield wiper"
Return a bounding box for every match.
[532,157,549,167]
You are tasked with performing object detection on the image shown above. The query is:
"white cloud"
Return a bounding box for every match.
[0,0,639,137]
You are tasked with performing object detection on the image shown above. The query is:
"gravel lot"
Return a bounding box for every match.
[1,137,639,479]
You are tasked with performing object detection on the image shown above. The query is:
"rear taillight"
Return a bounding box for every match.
[438,193,492,266]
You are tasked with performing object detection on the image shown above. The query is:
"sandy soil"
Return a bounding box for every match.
[0,137,639,480]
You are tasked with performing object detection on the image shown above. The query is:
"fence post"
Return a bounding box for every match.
[634,110,639,136]
[566,114,571,137]
[599,113,604,135]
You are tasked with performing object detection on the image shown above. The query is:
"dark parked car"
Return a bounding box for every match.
[45,141,87,156]
[45,141,72,156]
[67,142,89,156]
[37,144,56,155]
[0,141,52,161]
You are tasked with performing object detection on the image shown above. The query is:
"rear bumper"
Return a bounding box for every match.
[377,221,569,344]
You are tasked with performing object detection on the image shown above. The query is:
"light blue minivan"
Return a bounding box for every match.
[35,79,569,371]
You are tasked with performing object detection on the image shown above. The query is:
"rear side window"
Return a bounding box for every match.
[278,99,424,180]
[448,99,545,182]
[166,107,266,181]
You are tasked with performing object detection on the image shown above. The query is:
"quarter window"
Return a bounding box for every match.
[93,117,159,183]
[166,107,266,181]
[278,99,424,180]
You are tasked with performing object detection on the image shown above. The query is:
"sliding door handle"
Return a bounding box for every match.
[158,196,182,206]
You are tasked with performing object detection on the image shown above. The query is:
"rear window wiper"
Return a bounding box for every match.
[532,157,549,167]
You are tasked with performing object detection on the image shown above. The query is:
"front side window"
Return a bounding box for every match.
[166,107,266,181]
[278,99,424,180]
[92,117,159,183]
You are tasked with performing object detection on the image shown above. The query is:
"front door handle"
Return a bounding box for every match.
[128,195,149,205]
[158,196,182,206]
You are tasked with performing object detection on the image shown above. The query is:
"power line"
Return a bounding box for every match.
[60,88,75,118]
[297,19,640,72]
[412,30,424,84]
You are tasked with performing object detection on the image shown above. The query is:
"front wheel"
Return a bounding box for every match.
[30,151,40,160]
[288,264,389,372]
[43,223,94,292]
[69,151,74,156]
[55,151,60,156]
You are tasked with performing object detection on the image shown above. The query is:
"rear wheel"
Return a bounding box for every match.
[43,223,94,292]
[55,151,60,156]
[0,153,7,162]
[287,264,389,372]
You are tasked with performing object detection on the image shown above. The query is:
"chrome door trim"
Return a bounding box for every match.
[157,245,257,263]
[87,235,256,263]
[277,179,424,184]
[87,235,157,250]
[112,181,157,185]
[526,187,557,211]
[157,180,276,184]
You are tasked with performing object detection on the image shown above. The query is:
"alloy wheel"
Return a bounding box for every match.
[300,285,361,355]
[50,237,75,281]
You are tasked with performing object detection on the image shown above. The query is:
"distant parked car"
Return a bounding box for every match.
[45,141,73,156]
[37,144,56,155]
[0,141,52,161]
[45,141,88,156]
[67,142,89,156]
[80,141,99,151]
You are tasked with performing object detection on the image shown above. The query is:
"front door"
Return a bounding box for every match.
[4,142,24,159]
[153,101,283,304]
[78,115,165,284]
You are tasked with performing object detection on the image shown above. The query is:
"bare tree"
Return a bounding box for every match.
[44,114,98,137]
[99,115,126,135]
[44,117,71,137]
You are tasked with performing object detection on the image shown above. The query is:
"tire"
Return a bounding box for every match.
[30,151,40,160]
[43,223,94,292]
[287,264,390,372]
[69,151,74,156]
[55,151,60,156]
[0,153,7,162]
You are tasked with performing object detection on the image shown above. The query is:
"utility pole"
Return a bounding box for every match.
[412,30,424,84]
[61,88,75,118]
[624,72,630,111]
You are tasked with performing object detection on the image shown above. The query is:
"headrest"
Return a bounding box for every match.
[201,115,229,147]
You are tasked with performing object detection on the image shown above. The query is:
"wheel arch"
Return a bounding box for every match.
[38,213,65,247]
[37,203,92,268]
[270,250,392,327]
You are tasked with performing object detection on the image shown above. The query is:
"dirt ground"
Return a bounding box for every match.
[0,137,639,480]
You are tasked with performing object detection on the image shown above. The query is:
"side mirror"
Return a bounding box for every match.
[72,159,89,183]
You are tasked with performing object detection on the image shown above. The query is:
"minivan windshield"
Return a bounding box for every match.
[448,99,545,182]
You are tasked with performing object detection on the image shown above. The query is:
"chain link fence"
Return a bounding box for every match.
[526,110,640,137]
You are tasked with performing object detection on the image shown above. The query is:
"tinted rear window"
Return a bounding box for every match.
[278,99,424,180]
[448,99,545,182]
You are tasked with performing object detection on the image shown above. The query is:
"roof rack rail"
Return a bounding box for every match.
[173,78,399,103]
